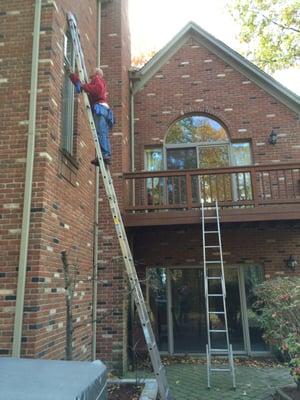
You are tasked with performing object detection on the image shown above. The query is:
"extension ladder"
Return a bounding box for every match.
[201,199,236,389]
[67,13,173,400]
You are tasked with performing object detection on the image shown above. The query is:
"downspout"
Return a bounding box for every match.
[130,83,135,210]
[12,0,42,357]
[130,85,135,173]
[92,0,102,361]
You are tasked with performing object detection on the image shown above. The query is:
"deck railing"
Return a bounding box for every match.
[123,163,300,213]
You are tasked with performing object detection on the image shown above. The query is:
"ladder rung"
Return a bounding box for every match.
[206,261,222,264]
[205,245,220,248]
[206,276,222,280]
[209,329,227,333]
[210,368,231,372]
[208,311,225,314]
[207,294,223,297]
[204,231,218,233]
[210,348,229,353]
[204,216,219,219]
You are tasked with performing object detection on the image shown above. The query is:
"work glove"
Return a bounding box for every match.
[74,81,82,93]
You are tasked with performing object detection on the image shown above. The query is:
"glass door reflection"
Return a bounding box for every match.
[171,269,205,352]
[166,148,198,206]
[148,268,168,351]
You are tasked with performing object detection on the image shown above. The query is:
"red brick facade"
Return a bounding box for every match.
[0,0,130,367]
[133,37,299,171]
[0,0,299,369]
[132,221,300,278]
[131,34,300,281]
[96,0,131,371]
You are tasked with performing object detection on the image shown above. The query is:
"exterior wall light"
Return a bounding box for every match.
[286,255,298,271]
[268,129,277,145]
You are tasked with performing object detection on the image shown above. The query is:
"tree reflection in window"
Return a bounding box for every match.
[166,115,228,144]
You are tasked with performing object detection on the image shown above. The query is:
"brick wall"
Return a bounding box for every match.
[95,0,131,371]
[0,0,40,358]
[131,32,300,287]
[0,0,132,369]
[133,37,300,171]
[0,0,99,360]
[132,222,300,279]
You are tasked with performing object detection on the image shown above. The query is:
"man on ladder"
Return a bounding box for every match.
[68,66,114,166]
[67,12,173,400]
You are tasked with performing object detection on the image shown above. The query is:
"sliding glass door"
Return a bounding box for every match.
[170,269,205,352]
[146,265,267,354]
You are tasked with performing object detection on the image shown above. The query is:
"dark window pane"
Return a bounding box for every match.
[167,148,197,170]
[62,32,75,154]
[148,268,168,351]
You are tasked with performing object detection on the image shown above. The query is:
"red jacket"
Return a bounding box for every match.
[69,73,107,106]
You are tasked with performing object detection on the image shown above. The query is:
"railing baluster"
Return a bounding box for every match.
[269,171,273,200]
[186,172,192,209]
[171,176,175,205]
[178,175,182,205]
[236,173,241,201]
[291,169,296,198]
[242,172,246,200]
[276,170,280,199]
[143,178,147,206]
[208,175,213,203]
[250,168,258,206]
[216,174,220,203]
[222,174,226,201]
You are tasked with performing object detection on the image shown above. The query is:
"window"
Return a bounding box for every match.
[145,148,163,171]
[146,265,267,355]
[144,114,253,205]
[168,115,253,202]
[145,148,164,205]
[166,115,228,144]
[61,32,75,155]
[165,114,252,168]
[231,142,252,166]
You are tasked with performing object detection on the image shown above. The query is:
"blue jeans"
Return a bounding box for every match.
[93,105,111,159]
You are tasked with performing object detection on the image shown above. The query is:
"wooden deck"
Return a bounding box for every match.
[122,163,300,226]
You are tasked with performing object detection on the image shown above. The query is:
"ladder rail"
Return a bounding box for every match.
[67,13,173,400]
[215,202,231,352]
[201,200,212,356]
[201,199,236,389]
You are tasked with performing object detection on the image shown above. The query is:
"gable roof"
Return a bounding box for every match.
[131,21,300,115]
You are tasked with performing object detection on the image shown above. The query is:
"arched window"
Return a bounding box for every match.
[144,114,252,205]
[164,114,251,170]
[166,115,228,144]
[144,114,251,172]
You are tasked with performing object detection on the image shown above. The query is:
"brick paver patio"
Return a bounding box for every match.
[125,362,293,399]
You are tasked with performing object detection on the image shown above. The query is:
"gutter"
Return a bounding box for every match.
[12,0,42,357]
[92,0,102,361]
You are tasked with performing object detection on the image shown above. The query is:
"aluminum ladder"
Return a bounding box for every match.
[201,199,236,389]
[67,13,173,400]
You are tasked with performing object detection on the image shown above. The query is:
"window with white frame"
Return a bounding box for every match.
[144,114,253,204]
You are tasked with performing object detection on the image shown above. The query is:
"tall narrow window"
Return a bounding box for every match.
[61,32,75,155]
[144,148,164,205]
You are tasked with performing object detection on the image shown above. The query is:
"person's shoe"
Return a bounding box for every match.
[90,157,100,166]
[104,157,111,165]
